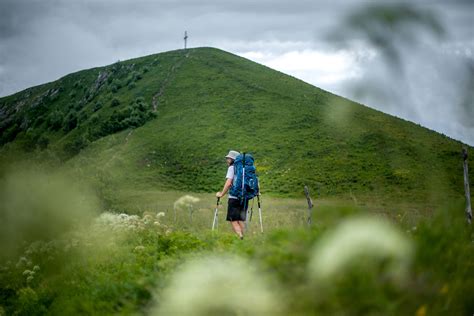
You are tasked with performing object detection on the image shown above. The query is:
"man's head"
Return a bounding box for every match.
[225,150,240,165]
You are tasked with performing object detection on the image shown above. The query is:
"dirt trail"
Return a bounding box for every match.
[104,51,191,168]
[152,51,191,112]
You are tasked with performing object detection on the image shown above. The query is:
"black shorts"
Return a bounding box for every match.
[226,198,249,221]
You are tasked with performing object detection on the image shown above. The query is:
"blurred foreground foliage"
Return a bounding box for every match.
[0,198,472,315]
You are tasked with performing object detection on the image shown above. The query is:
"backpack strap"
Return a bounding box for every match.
[241,153,246,202]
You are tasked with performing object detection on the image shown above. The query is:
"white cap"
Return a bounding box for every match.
[225,150,240,160]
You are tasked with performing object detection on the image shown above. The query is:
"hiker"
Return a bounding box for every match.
[216,150,248,239]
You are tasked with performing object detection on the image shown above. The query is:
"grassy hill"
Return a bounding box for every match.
[0,47,472,207]
[1,47,473,315]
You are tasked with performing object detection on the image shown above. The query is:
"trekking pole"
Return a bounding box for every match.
[257,194,263,233]
[249,198,255,222]
[244,197,250,231]
[212,197,220,231]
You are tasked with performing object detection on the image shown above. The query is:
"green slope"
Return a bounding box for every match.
[0,47,472,204]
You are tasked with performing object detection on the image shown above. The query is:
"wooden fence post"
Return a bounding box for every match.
[189,205,194,224]
[304,185,314,226]
[462,148,472,224]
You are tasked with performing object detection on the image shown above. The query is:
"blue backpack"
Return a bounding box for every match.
[229,153,259,201]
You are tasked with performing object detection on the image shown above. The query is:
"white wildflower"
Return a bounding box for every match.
[95,212,147,231]
[173,195,200,210]
[308,216,413,284]
[33,265,40,272]
[22,270,33,276]
[151,255,281,316]
[95,212,120,226]
[156,212,165,218]
[16,257,27,268]
[118,213,128,220]
[143,214,153,224]
[26,275,34,283]
[134,246,145,252]
[129,215,140,221]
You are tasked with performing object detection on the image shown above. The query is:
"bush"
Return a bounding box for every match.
[133,72,143,81]
[110,98,120,108]
[73,102,83,111]
[17,131,40,152]
[92,101,103,112]
[63,111,78,132]
[98,97,156,136]
[32,115,45,128]
[127,82,136,90]
[36,135,49,150]
[110,79,122,93]
[0,123,21,145]
[63,133,89,156]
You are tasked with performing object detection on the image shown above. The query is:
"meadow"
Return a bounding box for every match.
[0,169,472,315]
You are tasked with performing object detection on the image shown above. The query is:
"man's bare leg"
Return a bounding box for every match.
[231,221,243,238]
[238,221,245,236]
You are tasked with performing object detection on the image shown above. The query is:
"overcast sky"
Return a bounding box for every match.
[1,0,473,145]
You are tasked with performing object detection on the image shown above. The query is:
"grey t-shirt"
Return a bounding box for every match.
[226,165,238,199]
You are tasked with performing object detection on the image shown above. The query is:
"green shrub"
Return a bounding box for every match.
[17,130,40,152]
[63,133,89,156]
[0,123,21,145]
[63,111,78,132]
[110,79,122,93]
[128,82,136,90]
[92,101,103,112]
[110,98,120,107]
[36,135,49,150]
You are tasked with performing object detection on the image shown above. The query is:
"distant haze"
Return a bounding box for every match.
[0,0,472,145]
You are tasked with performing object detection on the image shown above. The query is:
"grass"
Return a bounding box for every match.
[0,189,472,315]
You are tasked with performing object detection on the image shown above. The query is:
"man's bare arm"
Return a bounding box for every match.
[216,178,233,197]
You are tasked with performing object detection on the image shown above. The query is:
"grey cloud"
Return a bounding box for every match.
[334,2,474,145]
[0,0,345,98]
[0,1,52,39]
